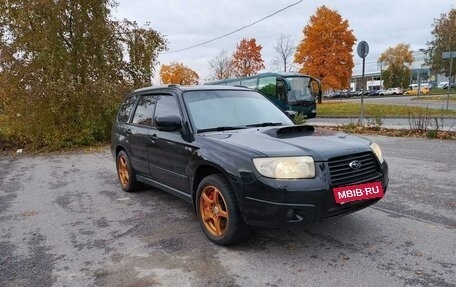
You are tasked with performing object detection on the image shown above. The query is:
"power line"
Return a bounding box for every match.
[163,0,303,54]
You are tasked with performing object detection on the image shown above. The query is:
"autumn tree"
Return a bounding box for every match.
[0,0,167,149]
[208,49,233,80]
[294,5,356,97]
[426,8,456,82]
[231,38,265,77]
[378,43,414,88]
[120,20,168,89]
[271,34,295,72]
[160,62,199,85]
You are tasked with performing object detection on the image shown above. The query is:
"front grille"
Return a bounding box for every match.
[328,152,382,187]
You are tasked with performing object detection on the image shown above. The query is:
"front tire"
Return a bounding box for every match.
[196,174,249,245]
[116,150,138,192]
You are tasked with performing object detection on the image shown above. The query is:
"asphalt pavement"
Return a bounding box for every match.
[1,136,455,287]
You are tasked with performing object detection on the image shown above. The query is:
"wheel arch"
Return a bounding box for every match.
[191,163,235,213]
[115,145,125,156]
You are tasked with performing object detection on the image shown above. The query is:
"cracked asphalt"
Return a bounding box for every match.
[1,135,455,287]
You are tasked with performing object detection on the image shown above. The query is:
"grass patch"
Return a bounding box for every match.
[321,124,455,140]
[317,102,456,117]
[410,94,456,102]
[427,89,456,96]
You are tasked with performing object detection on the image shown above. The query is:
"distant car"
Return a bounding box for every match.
[442,83,455,89]
[375,89,386,96]
[366,90,377,96]
[324,91,349,99]
[323,92,340,99]
[384,87,403,95]
[346,90,357,97]
[404,87,430,95]
[338,91,349,98]
[421,83,432,89]
[355,90,370,96]
[438,82,448,89]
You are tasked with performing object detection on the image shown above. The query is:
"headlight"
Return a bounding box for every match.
[252,156,315,179]
[370,142,384,163]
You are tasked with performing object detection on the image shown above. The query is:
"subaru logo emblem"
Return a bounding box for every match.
[349,160,362,169]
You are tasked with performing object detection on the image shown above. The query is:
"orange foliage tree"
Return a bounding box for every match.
[231,38,265,77]
[378,43,414,88]
[160,62,199,85]
[294,6,356,93]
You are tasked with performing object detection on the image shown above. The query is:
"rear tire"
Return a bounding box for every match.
[116,150,138,192]
[196,174,250,245]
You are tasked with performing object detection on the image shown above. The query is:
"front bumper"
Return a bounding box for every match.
[237,161,388,227]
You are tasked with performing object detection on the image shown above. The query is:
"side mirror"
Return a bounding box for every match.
[155,116,182,131]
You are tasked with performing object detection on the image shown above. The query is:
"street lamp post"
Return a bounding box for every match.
[448,53,453,110]
[377,61,384,89]
[417,67,421,97]
[417,49,426,98]
[357,41,369,124]
[443,51,456,110]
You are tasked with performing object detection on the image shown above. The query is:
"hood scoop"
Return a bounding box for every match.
[262,125,315,138]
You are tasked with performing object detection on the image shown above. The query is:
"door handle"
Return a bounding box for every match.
[149,134,158,145]
[126,129,132,135]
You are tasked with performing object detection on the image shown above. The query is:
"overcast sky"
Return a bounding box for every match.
[113,0,454,83]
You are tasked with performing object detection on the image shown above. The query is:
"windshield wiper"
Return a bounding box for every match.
[246,122,283,128]
[197,126,247,133]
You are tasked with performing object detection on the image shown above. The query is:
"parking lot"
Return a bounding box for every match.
[1,135,455,287]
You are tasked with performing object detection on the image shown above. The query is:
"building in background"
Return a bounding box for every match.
[350,50,445,91]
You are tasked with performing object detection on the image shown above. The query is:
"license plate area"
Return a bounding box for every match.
[333,181,384,204]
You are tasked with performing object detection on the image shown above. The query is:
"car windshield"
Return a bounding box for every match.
[285,76,315,103]
[183,90,294,132]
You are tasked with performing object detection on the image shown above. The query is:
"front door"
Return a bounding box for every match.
[148,94,192,193]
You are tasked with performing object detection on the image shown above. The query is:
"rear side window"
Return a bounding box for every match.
[132,95,157,126]
[117,95,138,123]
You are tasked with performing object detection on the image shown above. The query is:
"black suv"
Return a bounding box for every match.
[111,85,388,245]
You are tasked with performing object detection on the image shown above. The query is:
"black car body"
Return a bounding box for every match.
[111,85,389,245]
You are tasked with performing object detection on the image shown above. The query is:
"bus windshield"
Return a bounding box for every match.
[204,72,320,118]
[285,77,315,103]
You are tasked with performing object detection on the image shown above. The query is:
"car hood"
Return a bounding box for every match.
[200,125,373,161]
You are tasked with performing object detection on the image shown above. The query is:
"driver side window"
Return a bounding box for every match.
[154,95,181,122]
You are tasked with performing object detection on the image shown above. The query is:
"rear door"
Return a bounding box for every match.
[127,95,157,176]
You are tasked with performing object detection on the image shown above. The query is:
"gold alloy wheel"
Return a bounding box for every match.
[199,185,229,237]
[117,155,129,189]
